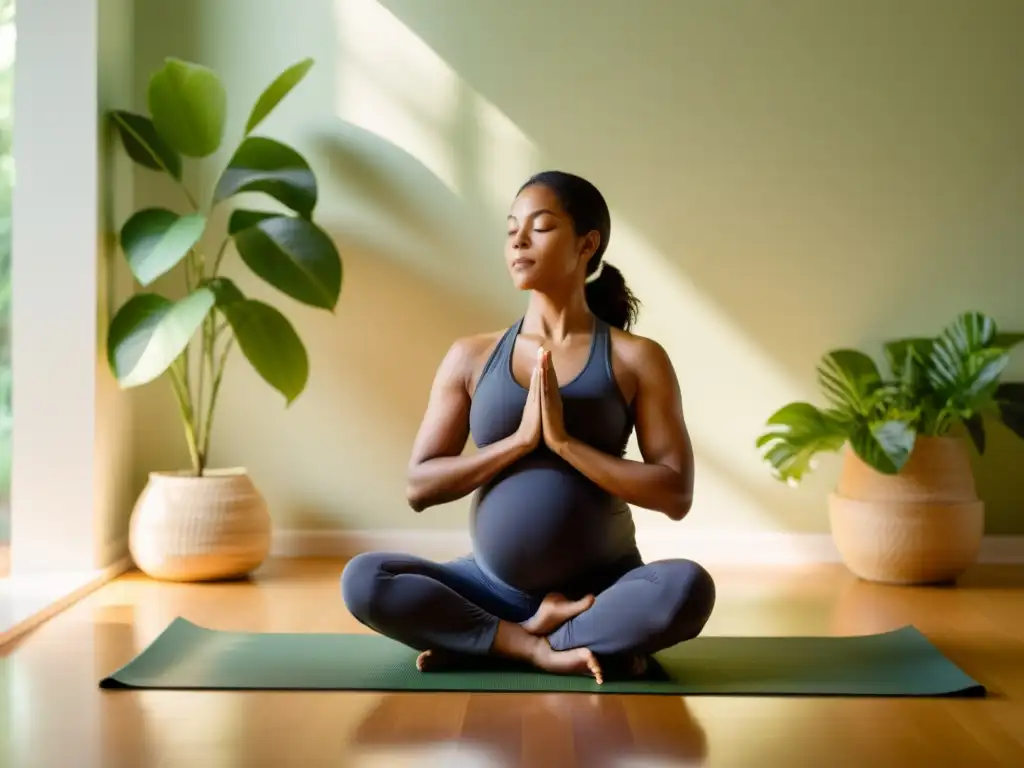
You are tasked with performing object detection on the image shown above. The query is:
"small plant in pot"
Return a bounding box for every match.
[757,311,1024,585]
[107,57,341,581]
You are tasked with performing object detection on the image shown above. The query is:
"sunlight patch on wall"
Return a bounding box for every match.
[612,217,810,469]
[325,0,814,530]
[334,0,460,192]
[473,96,541,216]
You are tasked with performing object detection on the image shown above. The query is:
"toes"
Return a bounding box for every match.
[583,650,603,684]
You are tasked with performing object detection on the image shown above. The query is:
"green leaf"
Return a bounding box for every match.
[962,349,1011,400]
[228,209,279,236]
[993,332,1024,350]
[245,58,314,135]
[964,412,986,454]
[108,289,214,387]
[110,111,182,179]
[945,311,997,350]
[204,276,246,305]
[928,311,996,389]
[883,337,932,383]
[120,208,206,286]
[995,382,1024,441]
[816,350,882,417]
[210,277,309,404]
[930,346,1010,409]
[233,215,342,310]
[849,420,916,474]
[756,402,850,483]
[147,58,227,157]
[213,137,317,218]
[928,312,998,398]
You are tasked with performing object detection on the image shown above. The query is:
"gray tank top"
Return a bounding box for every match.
[468,316,639,593]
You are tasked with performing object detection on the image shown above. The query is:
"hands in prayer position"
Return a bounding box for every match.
[516,347,571,454]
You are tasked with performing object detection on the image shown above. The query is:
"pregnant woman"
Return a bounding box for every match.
[342,171,716,683]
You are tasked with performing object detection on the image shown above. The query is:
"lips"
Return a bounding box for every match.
[511,257,535,269]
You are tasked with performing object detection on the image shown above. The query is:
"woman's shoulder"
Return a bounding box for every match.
[447,329,506,365]
[607,326,673,369]
[439,328,509,391]
[605,327,678,404]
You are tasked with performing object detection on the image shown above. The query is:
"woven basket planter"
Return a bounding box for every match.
[129,468,272,582]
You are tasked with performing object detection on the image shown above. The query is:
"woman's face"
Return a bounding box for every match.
[505,184,598,292]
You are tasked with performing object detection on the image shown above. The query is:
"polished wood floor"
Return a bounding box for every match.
[1,557,1023,767]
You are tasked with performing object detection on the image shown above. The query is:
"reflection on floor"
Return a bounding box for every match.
[2,557,1023,767]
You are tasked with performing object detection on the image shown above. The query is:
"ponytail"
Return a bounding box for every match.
[584,260,640,331]
[518,170,642,331]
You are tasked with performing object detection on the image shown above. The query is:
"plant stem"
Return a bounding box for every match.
[201,334,234,463]
[195,316,209,440]
[178,180,200,212]
[211,237,229,277]
[168,358,202,474]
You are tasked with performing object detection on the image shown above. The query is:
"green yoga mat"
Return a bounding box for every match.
[99,617,985,697]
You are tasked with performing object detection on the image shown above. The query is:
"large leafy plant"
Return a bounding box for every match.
[107,57,341,475]
[758,312,1024,484]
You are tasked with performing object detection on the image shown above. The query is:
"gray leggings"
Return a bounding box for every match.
[341,550,716,660]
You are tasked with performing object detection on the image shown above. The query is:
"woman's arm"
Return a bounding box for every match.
[552,338,694,520]
[405,336,535,512]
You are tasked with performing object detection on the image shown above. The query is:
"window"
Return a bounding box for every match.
[0,0,14,577]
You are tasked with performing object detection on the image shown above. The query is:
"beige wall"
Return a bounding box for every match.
[128,0,1024,537]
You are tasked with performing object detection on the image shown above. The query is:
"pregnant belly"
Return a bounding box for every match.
[470,455,635,593]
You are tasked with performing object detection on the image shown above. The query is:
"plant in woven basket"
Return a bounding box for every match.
[107,57,340,476]
[757,311,1024,484]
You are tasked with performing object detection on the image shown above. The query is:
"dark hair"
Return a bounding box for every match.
[519,170,641,331]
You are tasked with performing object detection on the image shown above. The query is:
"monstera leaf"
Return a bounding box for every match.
[816,350,883,417]
[760,311,1024,487]
[756,402,850,483]
[849,419,917,474]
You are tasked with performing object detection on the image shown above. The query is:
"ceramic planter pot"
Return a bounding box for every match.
[827,436,983,585]
[129,468,272,582]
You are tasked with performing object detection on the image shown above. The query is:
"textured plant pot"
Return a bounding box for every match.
[827,437,984,585]
[129,468,272,582]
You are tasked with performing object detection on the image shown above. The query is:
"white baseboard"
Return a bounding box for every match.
[271,529,1024,565]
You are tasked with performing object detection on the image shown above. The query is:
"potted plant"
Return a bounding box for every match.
[107,57,341,581]
[757,311,1024,585]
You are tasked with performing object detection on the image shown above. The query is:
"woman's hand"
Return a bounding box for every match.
[515,350,543,451]
[546,337,695,521]
[540,349,570,453]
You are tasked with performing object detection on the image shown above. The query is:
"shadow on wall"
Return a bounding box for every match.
[208,240,509,531]
[309,0,829,533]
[128,0,1024,535]
[320,0,1024,532]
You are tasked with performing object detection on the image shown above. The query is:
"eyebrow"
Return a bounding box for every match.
[507,208,559,221]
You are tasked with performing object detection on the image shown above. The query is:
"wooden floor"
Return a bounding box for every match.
[1,558,1023,767]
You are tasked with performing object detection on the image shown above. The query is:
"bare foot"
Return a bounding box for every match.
[533,645,604,684]
[521,592,596,635]
[416,649,439,672]
[416,644,602,684]
[416,648,479,672]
